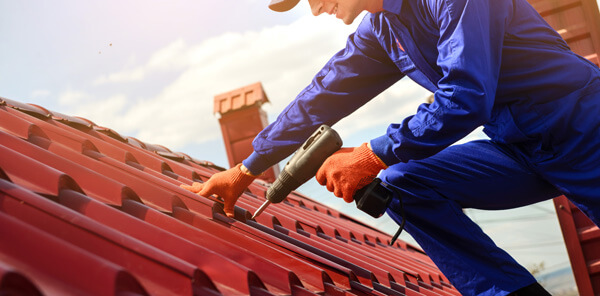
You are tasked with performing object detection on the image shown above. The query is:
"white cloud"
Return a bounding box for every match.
[93,67,146,85]
[334,78,430,141]
[63,14,362,150]
[59,12,488,152]
[92,39,190,86]
[147,39,188,70]
[58,89,91,105]
[64,93,130,127]
[30,89,50,98]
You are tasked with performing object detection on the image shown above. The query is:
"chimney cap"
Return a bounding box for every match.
[213,82,269,115]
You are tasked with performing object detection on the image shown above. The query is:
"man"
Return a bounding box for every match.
[182,0,600,294]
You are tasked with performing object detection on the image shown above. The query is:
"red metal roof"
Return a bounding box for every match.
[0,96,458,295]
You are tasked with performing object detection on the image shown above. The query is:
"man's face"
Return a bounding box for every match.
[307,0,365,25]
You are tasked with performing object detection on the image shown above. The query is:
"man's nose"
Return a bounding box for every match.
[309,0,324,16]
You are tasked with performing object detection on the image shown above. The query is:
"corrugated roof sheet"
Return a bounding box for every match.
[0,96,459,295]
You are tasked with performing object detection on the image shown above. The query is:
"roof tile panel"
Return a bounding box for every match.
[174,207,355,292]
[0,144,83,196]
[2,98,51,119]
[0,97,459,295]
[50,110,94,130]
[0,261,43,296]
[0,131,130,206]
[1,184,204,295]
[56,190,258,295]
[0,180,149,296]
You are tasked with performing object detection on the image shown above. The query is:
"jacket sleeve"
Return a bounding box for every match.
[243,15,404,175]
[370,0,510,165]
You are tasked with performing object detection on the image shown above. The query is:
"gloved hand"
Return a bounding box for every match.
[316,143,387,203]
[180,163,257,218]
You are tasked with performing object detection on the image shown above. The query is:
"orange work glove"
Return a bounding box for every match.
[316,143,387,203]
[180,163,256,218]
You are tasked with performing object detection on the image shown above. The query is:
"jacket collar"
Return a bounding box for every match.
[382,0,403,14]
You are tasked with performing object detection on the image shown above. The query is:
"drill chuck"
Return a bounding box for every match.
[266,170,302,204]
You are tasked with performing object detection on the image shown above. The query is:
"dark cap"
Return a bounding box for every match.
[269,0,301,12]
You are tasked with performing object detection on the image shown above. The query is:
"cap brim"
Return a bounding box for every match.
[268,0,301,12]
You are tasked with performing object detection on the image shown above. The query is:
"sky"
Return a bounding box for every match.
[2,0,594,284]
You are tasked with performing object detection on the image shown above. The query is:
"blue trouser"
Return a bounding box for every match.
[382,87,600,295]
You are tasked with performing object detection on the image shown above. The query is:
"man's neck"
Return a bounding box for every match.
[364,0,385,13]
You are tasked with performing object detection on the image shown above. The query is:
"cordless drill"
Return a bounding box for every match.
[251,125,394,220]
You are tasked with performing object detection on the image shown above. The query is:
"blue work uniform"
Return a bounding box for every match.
[243,0,600,294]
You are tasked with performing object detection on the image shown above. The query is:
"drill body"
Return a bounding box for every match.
[252,125,394,220]
[266,125,343,204]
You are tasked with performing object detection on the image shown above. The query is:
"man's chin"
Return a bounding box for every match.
[338,14,356,25]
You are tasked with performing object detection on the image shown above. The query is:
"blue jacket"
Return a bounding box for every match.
[244,0,600,174]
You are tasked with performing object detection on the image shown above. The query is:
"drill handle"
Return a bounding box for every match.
[354,178,405,246]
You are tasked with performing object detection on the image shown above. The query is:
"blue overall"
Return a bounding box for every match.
[243,0,600,294]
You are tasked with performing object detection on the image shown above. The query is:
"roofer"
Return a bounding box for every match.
[181,0,600,294]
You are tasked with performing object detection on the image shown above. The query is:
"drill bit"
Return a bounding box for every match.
[252,200,271,219]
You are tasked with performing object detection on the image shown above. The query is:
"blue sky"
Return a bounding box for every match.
[3,0,594,282]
